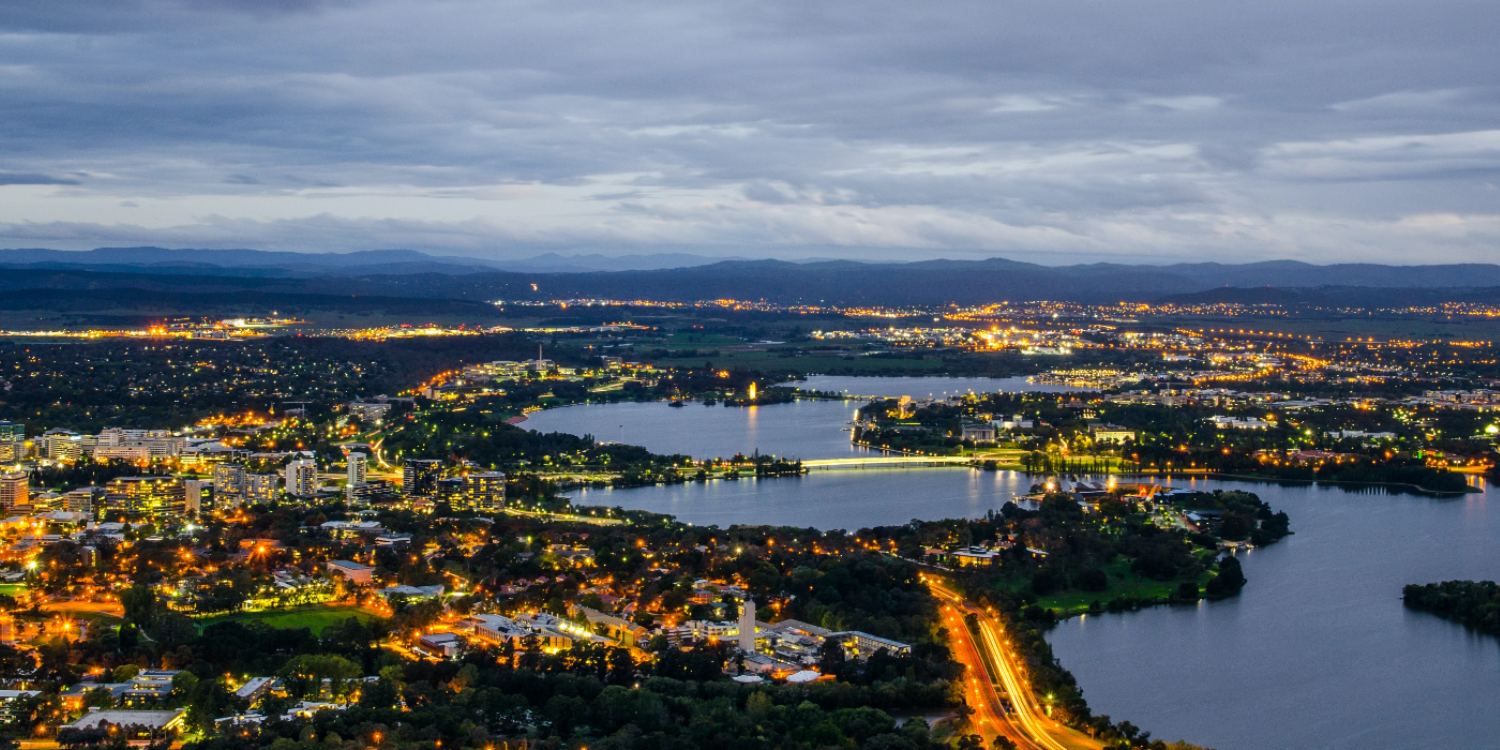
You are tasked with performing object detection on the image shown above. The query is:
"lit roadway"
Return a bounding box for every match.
[926,577,1101,750]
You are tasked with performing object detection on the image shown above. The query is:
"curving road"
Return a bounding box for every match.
[927,577,1101,750]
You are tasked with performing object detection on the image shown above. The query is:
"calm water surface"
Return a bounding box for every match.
[787,374,1096,398]
[522,399,867,460]
[526,376,1094,461]
[579,472,1500,750]
[546,389,1500,750]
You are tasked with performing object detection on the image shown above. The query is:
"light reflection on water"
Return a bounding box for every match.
[581,472,1500,750]
[533,385,1500,750]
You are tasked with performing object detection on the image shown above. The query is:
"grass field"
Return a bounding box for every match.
[199,605,376,634]
[0,584,28,598]
[1021,558,1214,617]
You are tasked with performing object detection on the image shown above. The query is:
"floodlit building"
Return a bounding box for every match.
[1091,424,1137,443]
[738,599,758,653]
[0,472,27,513]
[182,479,209,514]
[325,560,375,585]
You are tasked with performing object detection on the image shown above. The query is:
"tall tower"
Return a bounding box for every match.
[738,599,756,653]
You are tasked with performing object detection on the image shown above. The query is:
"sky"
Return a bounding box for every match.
[1,0,1498,265]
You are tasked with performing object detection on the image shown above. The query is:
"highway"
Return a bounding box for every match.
[927,577,1101,750]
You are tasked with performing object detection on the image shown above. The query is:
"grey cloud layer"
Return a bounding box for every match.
[1,0,1497,261]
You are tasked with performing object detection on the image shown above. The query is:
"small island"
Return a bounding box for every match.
[1402,580,1500,637]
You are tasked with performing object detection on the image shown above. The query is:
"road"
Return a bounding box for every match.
[927,577,1101,750]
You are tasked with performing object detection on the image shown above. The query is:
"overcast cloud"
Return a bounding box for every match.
[1,0,1498,263]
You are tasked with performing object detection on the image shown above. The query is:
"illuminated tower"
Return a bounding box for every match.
[738,599,756,653]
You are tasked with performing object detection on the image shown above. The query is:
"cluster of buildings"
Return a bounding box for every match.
[1415,389,1500,412]
[0,452,504,526]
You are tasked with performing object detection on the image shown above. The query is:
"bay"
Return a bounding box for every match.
[537,384,1500,750]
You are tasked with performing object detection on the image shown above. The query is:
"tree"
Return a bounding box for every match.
[119,586,159,629]
[277,654,362,699]
[1205,555,1247,599]
[746,691,773,721]
[1174,581,1200,603]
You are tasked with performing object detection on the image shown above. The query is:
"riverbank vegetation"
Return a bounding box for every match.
[863,489,1286,622]
[1402,580,1500,637]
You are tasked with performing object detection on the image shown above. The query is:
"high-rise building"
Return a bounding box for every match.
[212,464,246,505]
[245,473,280,505]
[452,472,506,512]
[0,422,23,443]
[0,472,28,513]
[182,479,210,514]
[285,459,318,497]
[347,452,368,488]
[103,476,185,519]
[402,459,443,498]
[738,599,757,653]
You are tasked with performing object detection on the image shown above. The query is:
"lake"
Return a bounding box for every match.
[522,398,869,461]
[523,375,1093,461]
[576,470,1500,750]
[536,385,1500,750]
[785,374,1097,398]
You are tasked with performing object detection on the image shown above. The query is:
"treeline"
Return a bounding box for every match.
[1403,580,1500,636]
[1202,458,1471,494]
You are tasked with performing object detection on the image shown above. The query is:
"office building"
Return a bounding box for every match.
[345,479,395,506]
[0,472,28,513]
[40,430,80,462]
[402,459,442,498]
[61,487,100,514]
[285,460,317,497]
[450,472,505,512]
[103,477,185,519]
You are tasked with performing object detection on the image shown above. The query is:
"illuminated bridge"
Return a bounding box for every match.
[800,456,976,470]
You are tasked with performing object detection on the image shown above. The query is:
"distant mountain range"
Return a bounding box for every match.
[0,247,746,275]
[2,248,1500,306]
